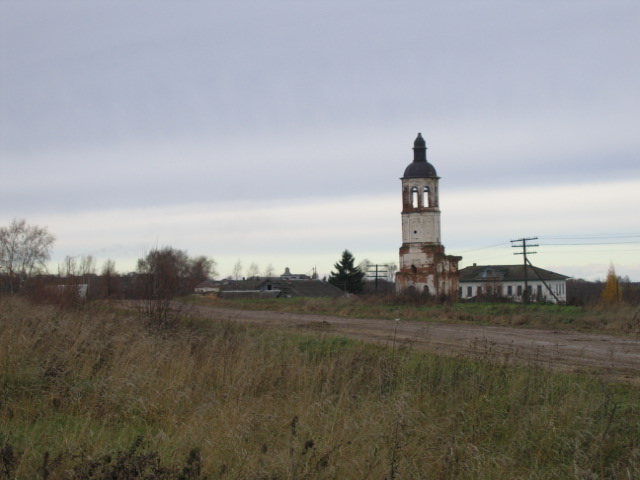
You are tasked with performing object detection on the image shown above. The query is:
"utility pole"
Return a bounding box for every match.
[366,264,389,290]
[511,237,538,303]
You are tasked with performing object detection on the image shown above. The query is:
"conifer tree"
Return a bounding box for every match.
[329,249,365,293]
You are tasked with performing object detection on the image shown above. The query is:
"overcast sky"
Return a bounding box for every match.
[1,1,639,280]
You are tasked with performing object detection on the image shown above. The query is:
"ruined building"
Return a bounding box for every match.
[395,133,461,298]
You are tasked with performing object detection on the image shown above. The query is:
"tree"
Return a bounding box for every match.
[263,263,275,277]
[246,262,260,278]
[137,247,190,326]
[385,262,398,282]
[101,259,120,298]
[601,264,622,305]
[137,248,217,300]
[188,255,217,287]
[358,258,372,274]
[0,218,55,292]
[329,249,365,294]
[59,254,96,277]
[101,259,117,277]
[232,259,243,280]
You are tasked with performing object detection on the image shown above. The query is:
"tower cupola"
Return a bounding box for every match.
[403,133,438,178]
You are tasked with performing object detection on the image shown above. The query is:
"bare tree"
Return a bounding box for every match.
[136,248,217,326]
[263,263,275,277]
[358,258,372,275]
[385,262,398,282]
[232,259,243,280]
[101,259,119,298]
[101,259,117,277]
[79,255,96,276]
[59,254,96,277]
[137,247,189,326]
[246,262,260,279]
[188,255,217,287]
[0,218,55,293]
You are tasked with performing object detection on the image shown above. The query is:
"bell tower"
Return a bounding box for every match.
[395,133,461,298]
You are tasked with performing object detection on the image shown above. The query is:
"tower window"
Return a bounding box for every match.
[423,187,430,207]
[411,187,418,208]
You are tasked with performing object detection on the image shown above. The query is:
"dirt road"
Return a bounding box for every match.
[190,305,640,383]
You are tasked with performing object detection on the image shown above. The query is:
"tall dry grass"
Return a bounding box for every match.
[0,296,638,478]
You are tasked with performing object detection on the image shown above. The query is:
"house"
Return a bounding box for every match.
[280,267,312,280]
[278,279,343,298]
[218,277,343,299]
[458,264,569,303]
[194,279,221,294]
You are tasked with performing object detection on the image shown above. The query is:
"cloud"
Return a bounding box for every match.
[1,2,639,281]
[10,177,634,280]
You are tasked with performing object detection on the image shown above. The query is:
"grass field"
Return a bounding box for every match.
[1,296,638,478]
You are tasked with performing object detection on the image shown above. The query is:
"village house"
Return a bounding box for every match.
[458,264,570,303]
[217,267,343,299]
[193,279,221,294]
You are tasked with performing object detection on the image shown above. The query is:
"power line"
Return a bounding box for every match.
[542,241,640,246]
[453,242,511,255]
[543,248,640,255]
[540,233,640,240]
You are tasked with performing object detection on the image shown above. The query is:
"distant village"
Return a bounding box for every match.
[2,134,638,305]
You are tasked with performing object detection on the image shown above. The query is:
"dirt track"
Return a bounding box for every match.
[188,305,640,383]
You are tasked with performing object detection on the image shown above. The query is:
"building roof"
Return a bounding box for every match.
[218,278,344,298]
[194,279,219,289]
[280,279,344,298]
[403,132,438,178]
[459,265,570,283]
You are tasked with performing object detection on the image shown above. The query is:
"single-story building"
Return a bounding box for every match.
[458,264,569,303]
[194,279,222,294]
[218,277,343,299]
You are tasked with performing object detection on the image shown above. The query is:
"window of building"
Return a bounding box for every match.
[467,286,472,297]
[507,285,513,296]
[411,187,418,208]
[423,187,430,207]
[477,286,482,295]
[517,285,522,296]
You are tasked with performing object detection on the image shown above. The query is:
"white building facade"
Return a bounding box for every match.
[458,264,569,303]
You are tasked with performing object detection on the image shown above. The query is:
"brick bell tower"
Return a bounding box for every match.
[395,133,461,298]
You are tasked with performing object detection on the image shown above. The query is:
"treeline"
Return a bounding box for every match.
[567,278,640,305]
[0,246,216,303]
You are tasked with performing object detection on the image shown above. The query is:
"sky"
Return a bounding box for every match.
[1,0,639,281]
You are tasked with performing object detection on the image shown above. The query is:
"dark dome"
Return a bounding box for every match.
[402,132,438,178]
[403,161,437,178]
